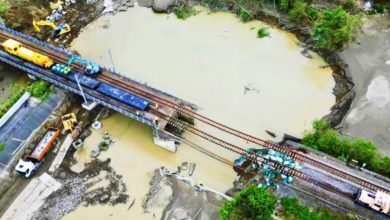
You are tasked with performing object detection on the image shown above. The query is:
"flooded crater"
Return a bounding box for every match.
[72,5,335,139]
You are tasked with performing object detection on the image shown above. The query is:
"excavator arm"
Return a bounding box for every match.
[67,55,100,75]
[32,20,71,36]
[33,20,57,32]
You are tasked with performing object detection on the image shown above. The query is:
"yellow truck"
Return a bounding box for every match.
[2,39,54,68]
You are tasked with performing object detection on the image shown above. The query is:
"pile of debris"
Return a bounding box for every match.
[234,148,301,189]
[90,131,116,158]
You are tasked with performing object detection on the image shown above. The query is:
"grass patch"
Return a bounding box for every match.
[239,8,251,22]
[281,197,357,220]
[172,5,197,20]
[0,80,51,118]
[302,119,390,178]
[257,27,270,38]
[0,143,5,152]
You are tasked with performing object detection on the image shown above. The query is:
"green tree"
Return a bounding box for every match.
[220,185,276,220]
[313,7,360,50]
[0,143,5,152]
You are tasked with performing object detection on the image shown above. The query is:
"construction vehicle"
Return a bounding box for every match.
[2,39,54,68]
[61,113,81,139]
[67,55,100,76]
[356,189,390,216]
[51,55,100,76]
[32,20,71,37]
[15,128,60,178]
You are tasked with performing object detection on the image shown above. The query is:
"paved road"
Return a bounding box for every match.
[0,92,65,173]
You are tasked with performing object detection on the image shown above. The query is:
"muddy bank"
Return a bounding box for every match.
[339,15,390,156]
[143,167,226,220]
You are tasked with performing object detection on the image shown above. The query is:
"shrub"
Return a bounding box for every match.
[302,119,390,178]
[172,5,197,20]
[0,0,9,15]
[239,8,251,22]
[220,185,276,220]
[307,5,320,21]
[342,0,358,13]
[281,197,353,220]
[289,0,308,22]
[27,80,51,100]
[279,0,290,12]
[257,27,270,38]
[370,4,386,14]
[313,7,361,50]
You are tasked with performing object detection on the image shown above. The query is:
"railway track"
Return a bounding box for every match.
[1,30,389,195]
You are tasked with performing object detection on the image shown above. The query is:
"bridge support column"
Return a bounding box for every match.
[81,101,98,111]
[27,74,37,80]
[152,128,178,152]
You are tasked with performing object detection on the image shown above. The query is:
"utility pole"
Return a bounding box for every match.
[75,73,88,105]
[108,49,116,73]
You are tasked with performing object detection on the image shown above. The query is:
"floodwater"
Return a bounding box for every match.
[72,5,335,139]
[64,113,235,220]
[66,4,335,219]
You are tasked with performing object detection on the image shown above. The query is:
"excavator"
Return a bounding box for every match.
[67,55,100,75]
[51,55,101,76]
[32,20,71,37]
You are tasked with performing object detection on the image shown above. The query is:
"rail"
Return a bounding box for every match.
[0,29,389,195]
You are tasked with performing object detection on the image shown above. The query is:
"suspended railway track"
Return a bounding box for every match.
[0,30,389,196]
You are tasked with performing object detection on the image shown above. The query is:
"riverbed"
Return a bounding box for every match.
[66,4,336,219]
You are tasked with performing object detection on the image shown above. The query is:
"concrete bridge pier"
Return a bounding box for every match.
[153,127,180,152]
[81,100,98,111]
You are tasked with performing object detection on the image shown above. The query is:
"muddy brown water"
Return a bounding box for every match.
[65,5,335,219]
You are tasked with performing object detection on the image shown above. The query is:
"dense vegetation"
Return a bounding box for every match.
[173,5,197,20]
[274,0,361,50]
[220,185,276,220]
[0,80,51,118]
[281,197,356,220]
[313,7,361,50]
[220,186,355,220]
[302,119,390,178]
